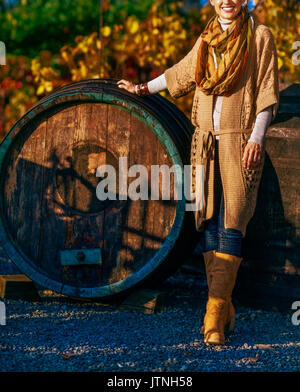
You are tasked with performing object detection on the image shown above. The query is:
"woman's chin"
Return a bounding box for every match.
[219,10,240,21]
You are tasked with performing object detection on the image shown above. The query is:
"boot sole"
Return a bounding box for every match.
[204,341,225,346]
[204,337,225,346]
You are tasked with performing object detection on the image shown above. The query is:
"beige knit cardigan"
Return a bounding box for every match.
[164,21,279,236]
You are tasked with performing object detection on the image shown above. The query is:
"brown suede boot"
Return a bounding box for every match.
[203,250,215,289]
[203,252,242,345]
[200,251,237,335]
[200,250,214,334]
[203,296,228,345]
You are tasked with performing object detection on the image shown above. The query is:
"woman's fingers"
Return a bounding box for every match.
[117,79,129,86]
[243,142,263,169]
[242,144,250,169]
[117,79,135,93]
[117,79,128,89]
[247,147,255,169]
[253,147,261,164]
[244,146,252,169]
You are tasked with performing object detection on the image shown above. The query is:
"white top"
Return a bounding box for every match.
[143,16,272,146]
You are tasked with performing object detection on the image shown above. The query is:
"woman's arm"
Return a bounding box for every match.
[242,105,273,169]
[254,25,279,122]
[242,26,279,170]
[118,34,201,97]
[248,105,273,146]
[164,35,202,99]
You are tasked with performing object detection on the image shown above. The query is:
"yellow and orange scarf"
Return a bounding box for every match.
[195,6,253,96]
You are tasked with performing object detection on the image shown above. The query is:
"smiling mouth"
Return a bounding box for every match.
[222,6,235,12]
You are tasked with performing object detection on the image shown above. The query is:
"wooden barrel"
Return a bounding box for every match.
[0,79,198,299]
[234,83,300,311]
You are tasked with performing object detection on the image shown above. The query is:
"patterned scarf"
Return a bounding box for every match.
[195,6,253,96]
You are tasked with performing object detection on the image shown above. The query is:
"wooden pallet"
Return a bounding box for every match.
[0,274,39,300]
[39,287,167,313]
[0,275,167,313]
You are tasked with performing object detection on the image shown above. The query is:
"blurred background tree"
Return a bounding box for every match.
[0,0,299,138]
[253,0,300,83]
[0,0,155,58]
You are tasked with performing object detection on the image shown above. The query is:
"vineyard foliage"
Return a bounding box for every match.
[0,0,299,137]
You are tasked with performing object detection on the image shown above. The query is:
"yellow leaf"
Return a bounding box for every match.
[79,61,88,78]
[101,26,111,37]
[45,81,53,93]
[127,17,139,34]
[31,59,41,74]
[61,51,70,63]
[36,85,45,95]
[134,35,142,44]
[152,17,162,28]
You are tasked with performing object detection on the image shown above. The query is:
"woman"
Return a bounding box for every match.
[117,0,279,345]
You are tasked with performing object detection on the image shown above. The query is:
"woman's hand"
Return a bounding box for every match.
[242,141,263,170]
[117,79,136,94]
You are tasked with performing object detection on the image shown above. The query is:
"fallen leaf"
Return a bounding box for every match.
[255,344,274,350]
[249,353,259,363]
[60,352,77,359]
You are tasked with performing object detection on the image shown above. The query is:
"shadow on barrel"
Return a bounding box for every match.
[3,149,196,297]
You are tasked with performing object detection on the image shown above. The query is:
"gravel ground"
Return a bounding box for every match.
[1,256,300,372]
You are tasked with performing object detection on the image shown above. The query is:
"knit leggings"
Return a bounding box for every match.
[201,140,243,257]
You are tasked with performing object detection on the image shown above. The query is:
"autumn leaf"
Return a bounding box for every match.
[60,352,77,359]
[101,26,111,37]
[255,344,274,350]
[126,17,139,35]
[249,353,259,362]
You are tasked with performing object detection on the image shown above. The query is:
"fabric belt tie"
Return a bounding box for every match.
[195,128,253,161]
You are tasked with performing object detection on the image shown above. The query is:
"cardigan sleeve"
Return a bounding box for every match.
[164,35,202,99]
[254,25,279,122]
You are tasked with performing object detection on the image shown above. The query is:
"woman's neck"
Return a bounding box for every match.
[218,17,232,31]
[218,16,233,25]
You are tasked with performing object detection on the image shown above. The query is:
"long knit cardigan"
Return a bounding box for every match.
[164,20,279,237]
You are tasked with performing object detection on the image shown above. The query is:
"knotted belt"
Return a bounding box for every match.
[192,127,253,162]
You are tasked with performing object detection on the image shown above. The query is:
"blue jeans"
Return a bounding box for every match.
[202,141,243,257]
